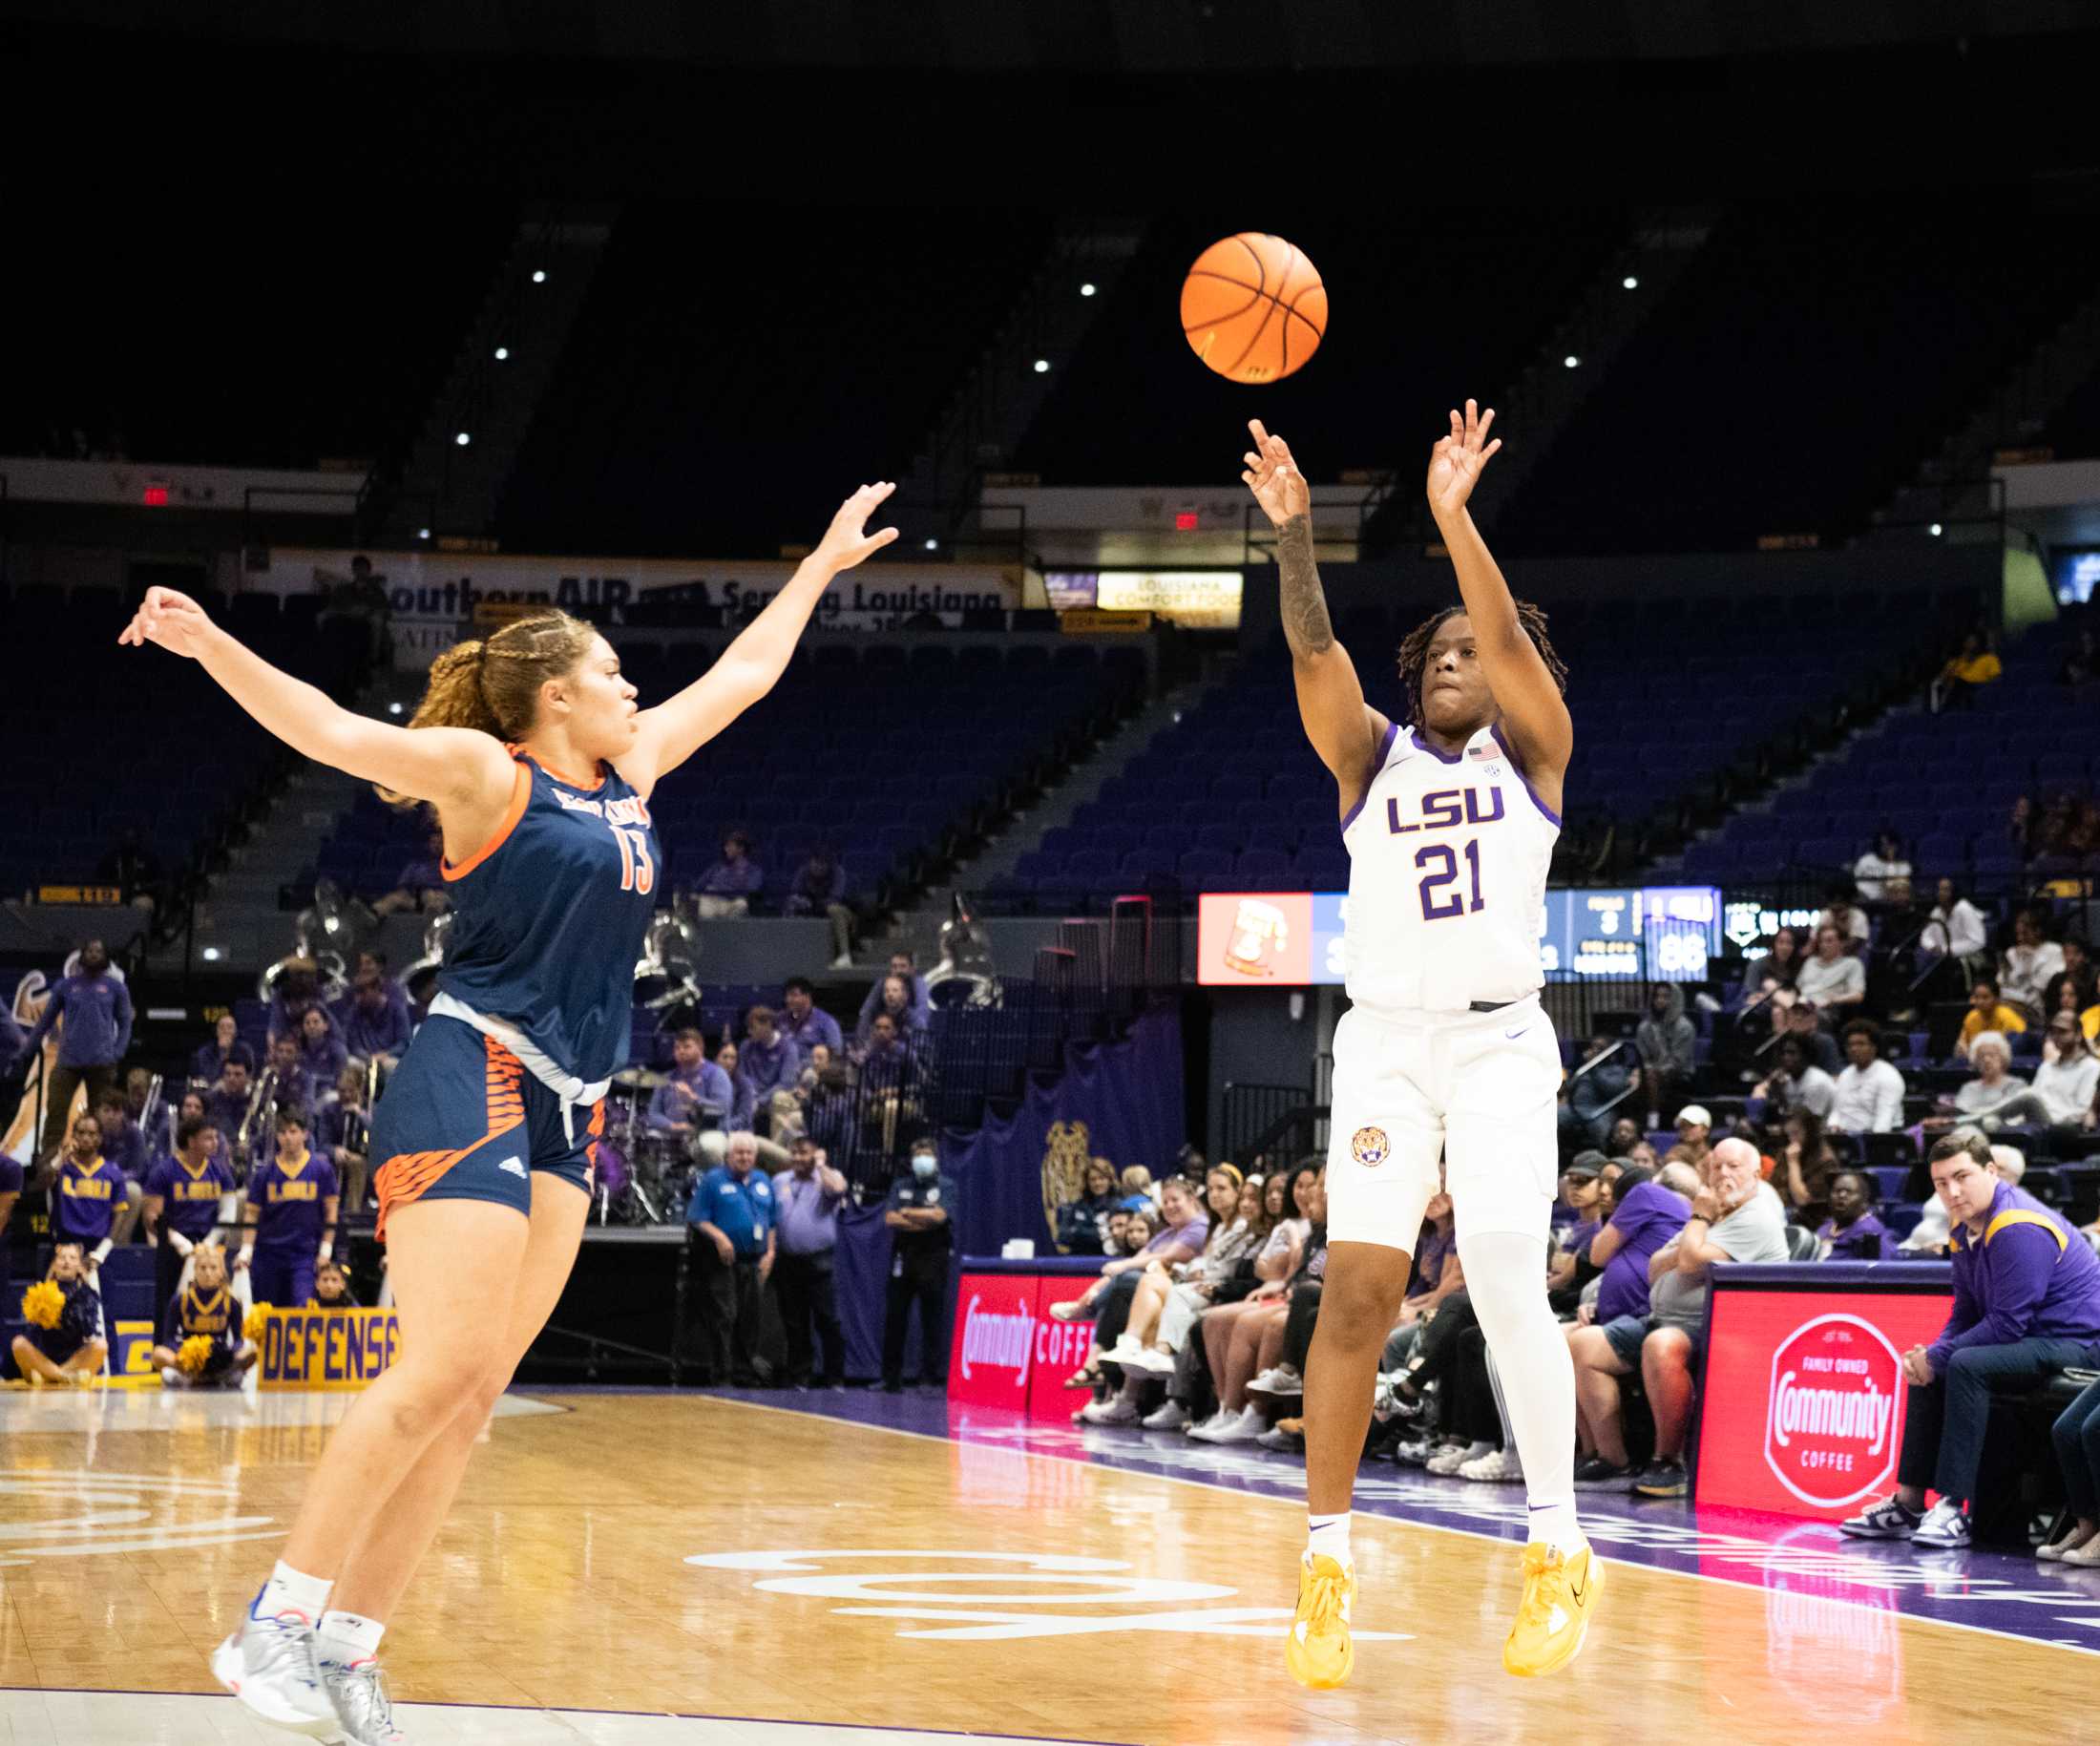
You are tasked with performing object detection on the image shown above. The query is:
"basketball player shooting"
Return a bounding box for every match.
[1242,402,1599,1686]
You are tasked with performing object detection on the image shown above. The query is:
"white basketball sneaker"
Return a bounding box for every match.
[323,1655,409,1745]
[210,1592,337,1736]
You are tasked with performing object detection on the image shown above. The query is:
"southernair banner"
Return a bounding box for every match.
[256,1307,403,1392]
[234,547,1026,666]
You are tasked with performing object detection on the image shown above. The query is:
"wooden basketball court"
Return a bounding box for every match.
[0,1386,2092,1744]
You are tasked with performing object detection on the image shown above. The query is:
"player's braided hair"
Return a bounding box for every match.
[377,609,598,806]
[1394,602,1567,728]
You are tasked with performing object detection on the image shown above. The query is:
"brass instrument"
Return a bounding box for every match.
[927,894,999,1012]
[234,1065,278,1178]
[137,1070,167,1156]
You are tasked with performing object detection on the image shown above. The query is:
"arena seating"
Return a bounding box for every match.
[1680,616,2100,889]
[1503,200,2100,554]
[307,639,1146,909]
[1010,206,1628,486]
[998,581,1957,906]
[0,583,373,902]
[495,204,1051,557]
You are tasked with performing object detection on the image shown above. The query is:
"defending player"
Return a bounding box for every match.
[118,479,897,1744]
[1242,404,1598,1685]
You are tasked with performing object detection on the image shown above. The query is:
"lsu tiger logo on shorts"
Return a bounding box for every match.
[1351,1126,1390,1168]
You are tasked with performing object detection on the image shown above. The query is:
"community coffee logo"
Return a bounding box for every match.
[957,1294,1036,1385]
[1764,1314,1902,1508]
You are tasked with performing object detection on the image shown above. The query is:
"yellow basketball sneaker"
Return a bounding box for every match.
[1502,1541,1604,1677]
[1284,1552,1356,1689]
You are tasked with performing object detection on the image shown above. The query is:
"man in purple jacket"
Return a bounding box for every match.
[1843,1131,2100,1549]
[25,940,133,1163]
[695,831,764,919]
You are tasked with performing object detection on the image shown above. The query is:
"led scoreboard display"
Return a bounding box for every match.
[1197,885,1723,987]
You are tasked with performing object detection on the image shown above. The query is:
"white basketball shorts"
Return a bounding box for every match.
[1324,996,1563,1252]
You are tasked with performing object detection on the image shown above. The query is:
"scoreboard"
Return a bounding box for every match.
[1196,885,1724,988]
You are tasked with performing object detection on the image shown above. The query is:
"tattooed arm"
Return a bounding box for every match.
[1243,420,1386,809]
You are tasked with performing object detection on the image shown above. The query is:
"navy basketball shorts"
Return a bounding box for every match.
[370,1016,603,1239]
[249,1248,316,1310]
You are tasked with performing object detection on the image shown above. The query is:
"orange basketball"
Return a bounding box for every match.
[1180,233,1327,385]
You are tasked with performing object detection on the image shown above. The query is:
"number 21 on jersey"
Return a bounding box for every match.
[1416,839,1482,920]
[611,825,655,894]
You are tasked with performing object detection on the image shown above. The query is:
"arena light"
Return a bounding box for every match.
[1080,282,1097,297]
[1623,275,1639,289]
[531,269,546,284]
[141,485,170,507]
[455,431,472,446]
[1929,522,1943,536]
[924,537,938,551]
[388,701,406,717]
[1033,358,1051,373]
[1563,354,1581,369]
[417,527,430,540]
[1174,512,1200,531]
[200,946,221,962]
[494,346,509,360]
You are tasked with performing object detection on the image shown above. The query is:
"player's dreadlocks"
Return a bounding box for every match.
[1394,602,1567,728]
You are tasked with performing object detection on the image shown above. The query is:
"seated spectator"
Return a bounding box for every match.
[1797,924,1867,1013]
[142,1114,236,1312]
[2043,936,2094,1021]
[1920,876,1990,973]
[298,1004,349,1085]
[1819,886,1873,954]
[1050,1176,1211,1389]
[202,1058,255,1159]
[2048,1364,2100,1565]
[191,1013,255,1086]
[50,1113,136,1265]
[733,1006,803,1124]
[1831,1021,1905,1134]
[337,970,411,1065]
[263,1033,317,1127]
[1605,1116,1645,1159]
[1567,1161,1693,1486]
[372,830,450,916]
[1842,1132,2100,1550]
[1188,1168,1325,1443]
[1929,630,2002,712]
[1736,927,1804,1012]
[1774,998,1842,1073]
[239,1112,340,1310]
[10,1242,108,1386]
[1928,1031,2027,1131]
[149,1242,255,1388]
[1055,1158,1124,1255]
[783,849,858,969]
[1775,1109,1844,1218]
[311,1259,360,1310]
[858,951,932,1033]
[650,1028,735,1133]
[1630,1140,1790,1497]
[1955,977,2027,1059]
[1634,984,1695,1128]
[771,978,842,1062]
[852,1012,929,1098]
[2052,968,2100,1044]
[1747,1037,1837,1125]
[708,1040,757,1131]
[1557,1031,1637,1152]
[694,831,764,919]
[1816,1168,1898,1261]
[312,1064,374,1214]
[1853,831,1912,903]
[856,974,926,1047]
[1956,1017,2099,1140]
[1899,1130,2013,1255]
[1663,1104,1712,1177]
[2001,910,2068,1022]
[1548,1154,1610,1301]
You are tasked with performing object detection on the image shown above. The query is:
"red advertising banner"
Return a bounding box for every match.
[948,1270,1102,1420]
[1695,1284,1952,1521]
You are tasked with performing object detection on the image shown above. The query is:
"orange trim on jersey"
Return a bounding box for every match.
[584,1097,606,1190]
[442,761,532,882]
[373,1034,528,1239]
[523,750,606,792]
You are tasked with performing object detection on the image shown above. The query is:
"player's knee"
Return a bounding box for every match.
[1317,1271,1406,1351]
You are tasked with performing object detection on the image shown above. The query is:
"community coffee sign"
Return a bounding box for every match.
[1763,1315,1902,1508]
[950,1271,1097,1419]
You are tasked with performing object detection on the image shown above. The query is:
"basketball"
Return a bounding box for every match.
[1181,232,1327,384]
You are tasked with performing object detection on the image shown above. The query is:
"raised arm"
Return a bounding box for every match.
[119,591,516,823]
[623,482,899,791]
[1242,421,1384,803]
[1425,401,1572,804]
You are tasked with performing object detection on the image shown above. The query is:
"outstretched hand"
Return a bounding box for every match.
[117,586,217,660]
[1425,398,1502,520]
[812,481,901,574]
[1241,419,1311,528]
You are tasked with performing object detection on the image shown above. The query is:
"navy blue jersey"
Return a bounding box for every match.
[159,1282,238,1352]
[436,752,660,1086]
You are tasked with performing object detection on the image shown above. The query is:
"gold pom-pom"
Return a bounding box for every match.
[176,1335,215,1377]
[21,1281,63,1331]
[243,1304,271,1342]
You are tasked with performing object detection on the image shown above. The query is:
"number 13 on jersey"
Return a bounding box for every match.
[611,825,655,894]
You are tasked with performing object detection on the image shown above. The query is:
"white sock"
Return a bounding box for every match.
[316,1609,386,1668]
[1456,1228,1586,1555]
[1307,1512,1352,1566]
[256,1561,332,1626]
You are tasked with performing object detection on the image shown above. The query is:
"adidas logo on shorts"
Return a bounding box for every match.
[496,1157,528,1179]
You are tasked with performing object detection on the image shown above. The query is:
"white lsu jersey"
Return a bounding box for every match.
[1339,721,1560,1016]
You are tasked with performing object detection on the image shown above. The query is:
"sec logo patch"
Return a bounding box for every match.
[1351,1126,1390,1168]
